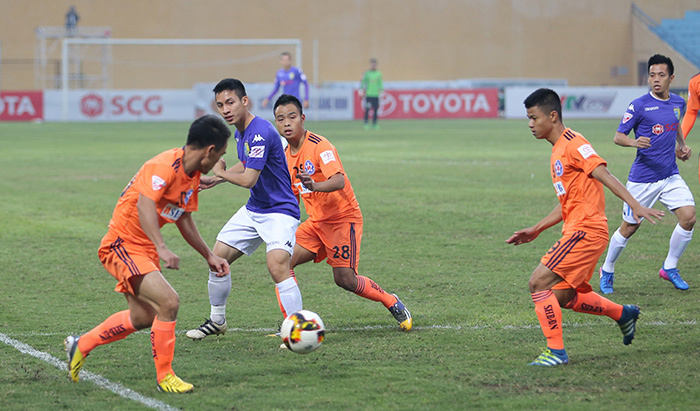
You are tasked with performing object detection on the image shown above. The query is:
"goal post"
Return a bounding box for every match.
[60,38,302,120]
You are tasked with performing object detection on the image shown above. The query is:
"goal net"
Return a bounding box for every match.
[58,38,302,120]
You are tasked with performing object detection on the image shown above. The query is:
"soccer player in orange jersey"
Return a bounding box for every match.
[682,72,700,141]
[64,115,230,392]
[273,94,412,331]
[506,88,664,366]
[681,72,700,181]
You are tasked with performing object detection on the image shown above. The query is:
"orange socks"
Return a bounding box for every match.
[531,290,564,350]
[354,275,396,308]
[563,291,624,321]
[151,316,176,382]
[77,310,136,355]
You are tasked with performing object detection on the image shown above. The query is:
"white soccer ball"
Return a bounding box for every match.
[280,310,325,354]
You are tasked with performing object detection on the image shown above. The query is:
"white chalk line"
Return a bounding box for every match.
[6,319,699,338]
[4,320,697,408]
[0,332,179,411]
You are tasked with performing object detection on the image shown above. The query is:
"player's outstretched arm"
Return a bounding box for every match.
[176,213,229,276]
[506,204,563,246]
[591,165,664,224]
[137,194,179,269]
[199,175,224,191]
[213,158,261,189]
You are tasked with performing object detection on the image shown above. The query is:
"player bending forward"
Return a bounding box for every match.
[506,88,664,366]
[65,115,230,392]
[274,94,412,331]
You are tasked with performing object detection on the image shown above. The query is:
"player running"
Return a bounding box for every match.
[65,115,230,393]
[273,94,412,331]
[681,72,700,143]
[507,88,664,366]
[681,71,700,182]
[599,54,694,294]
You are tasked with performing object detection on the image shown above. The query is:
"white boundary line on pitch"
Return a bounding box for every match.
[0,332,179,411]
[6,319,699,337]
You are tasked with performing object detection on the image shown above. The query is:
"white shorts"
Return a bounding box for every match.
[216,206,299,256]
[623,174,695,224]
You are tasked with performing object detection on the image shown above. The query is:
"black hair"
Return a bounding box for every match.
[524,88,562,121]
[648,54,674,76]
[273,94,303,115]
[186,114,230,150]
[213,78,247,99]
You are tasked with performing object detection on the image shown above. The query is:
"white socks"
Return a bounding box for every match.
[208,270,231,324]
[602,228,629,273]
[206,271,303,323]
[664,224,693,270]
[276,277,303,317]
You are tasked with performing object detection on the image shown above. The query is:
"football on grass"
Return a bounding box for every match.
[280,310,325,354]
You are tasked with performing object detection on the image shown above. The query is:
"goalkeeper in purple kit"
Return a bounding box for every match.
[262,52,310,109]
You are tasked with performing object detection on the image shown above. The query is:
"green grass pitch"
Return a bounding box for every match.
[1,118,700,410]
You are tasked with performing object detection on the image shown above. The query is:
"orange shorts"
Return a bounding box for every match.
[295,220,362,272]
[98,232,160,295]
[540,230,608,293]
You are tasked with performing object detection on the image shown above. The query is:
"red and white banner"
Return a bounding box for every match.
[0,91,43,121]
[44,90,194,121]
[354,88,499,119]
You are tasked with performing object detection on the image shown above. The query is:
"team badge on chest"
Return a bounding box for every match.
[304,159,315,175]
[554,160,564,177]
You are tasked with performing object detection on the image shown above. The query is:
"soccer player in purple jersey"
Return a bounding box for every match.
[187,78,302,340]
[261,52,310,109]
[599,54,695,293]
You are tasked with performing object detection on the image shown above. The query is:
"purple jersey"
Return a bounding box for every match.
[266,67,309,102]
[235,116,300,219]
[617,92,686,183]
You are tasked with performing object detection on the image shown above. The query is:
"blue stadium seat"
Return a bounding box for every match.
[650,10,700,69]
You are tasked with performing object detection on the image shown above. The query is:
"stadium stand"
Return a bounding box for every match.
[634,5,700,69]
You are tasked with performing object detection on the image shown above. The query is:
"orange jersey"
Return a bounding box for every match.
[682,72,700,139]
[550,129,608,236]
[107,147,200,246]
[285,130,362,223]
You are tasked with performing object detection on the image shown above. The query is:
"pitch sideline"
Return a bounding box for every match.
[0,332,179,411]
